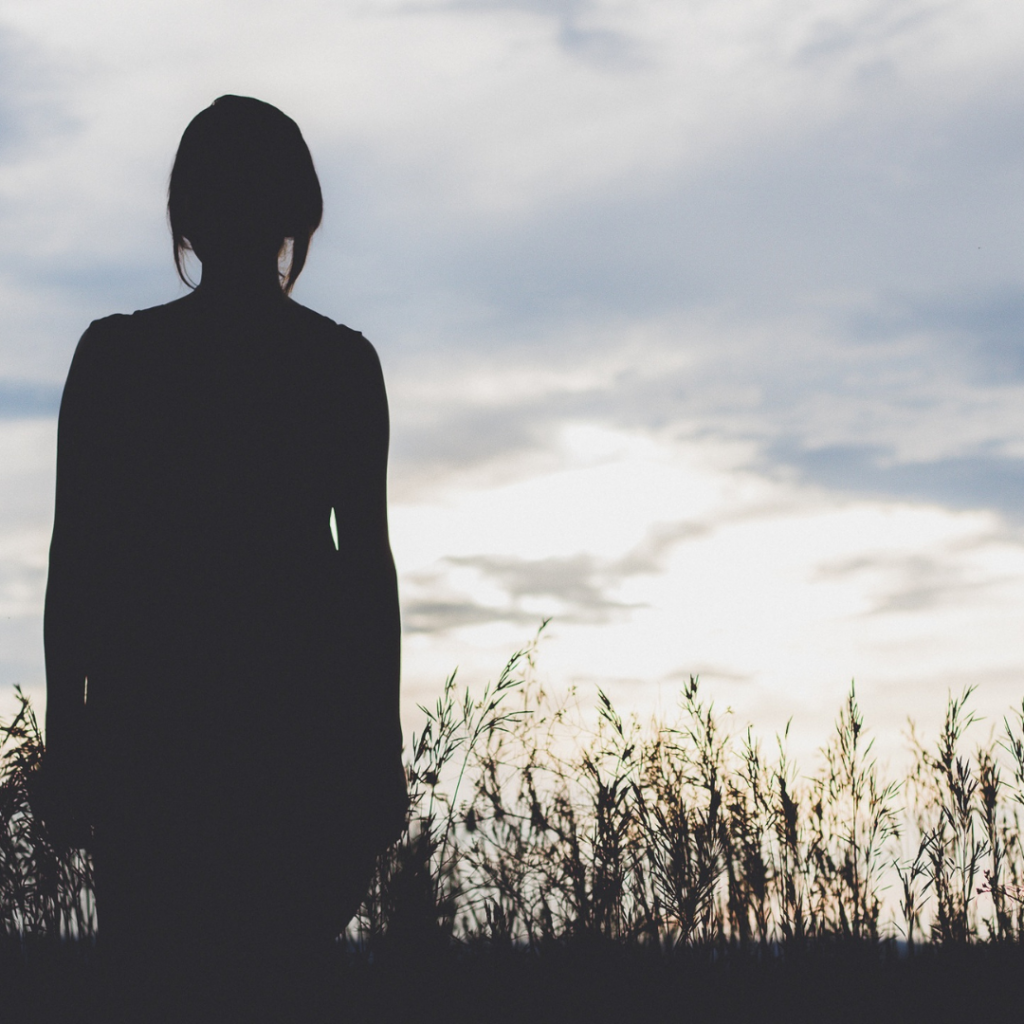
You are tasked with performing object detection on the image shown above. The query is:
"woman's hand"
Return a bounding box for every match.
[27,748,92,851]
[376,756,410,849]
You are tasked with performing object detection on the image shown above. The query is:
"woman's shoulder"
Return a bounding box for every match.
[68,311,138,377]
[77,297,192,347]
[68,301,190,383]
[285,300,384,373]
[286,299,371,345]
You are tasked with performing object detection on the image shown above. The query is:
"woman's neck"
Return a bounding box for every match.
[192,239,287,301]
[196,260,284,299]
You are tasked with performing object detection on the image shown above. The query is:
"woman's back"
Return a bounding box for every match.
[55,289,400,828]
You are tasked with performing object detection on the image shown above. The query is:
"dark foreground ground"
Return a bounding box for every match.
[2,939,1022,1024]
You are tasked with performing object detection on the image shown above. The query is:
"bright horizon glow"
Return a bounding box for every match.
[391,417,1024,769]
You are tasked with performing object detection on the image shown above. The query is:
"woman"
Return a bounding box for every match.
[42,95,407,1021]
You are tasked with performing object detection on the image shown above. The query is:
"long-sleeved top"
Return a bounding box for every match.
[44,286,406,862]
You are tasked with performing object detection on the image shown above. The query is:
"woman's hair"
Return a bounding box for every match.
[168,95,323,294]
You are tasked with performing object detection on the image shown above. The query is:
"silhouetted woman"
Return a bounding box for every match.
[42,95,407,1022]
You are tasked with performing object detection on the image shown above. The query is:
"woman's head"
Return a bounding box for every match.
[168,96,323,294]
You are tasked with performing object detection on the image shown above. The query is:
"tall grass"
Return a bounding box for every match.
[4,627,1024,958]
[350,625,1024,954]
[0,687,94,946]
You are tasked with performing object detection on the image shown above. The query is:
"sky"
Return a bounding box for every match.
[2,0,1024,769]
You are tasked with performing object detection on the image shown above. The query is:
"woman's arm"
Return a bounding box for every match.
[41,328,101,839]
[330,332,406,846]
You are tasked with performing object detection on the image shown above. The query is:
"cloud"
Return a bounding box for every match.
[0,419,55,702]
[307,41,1024,524]
[440,0,646,68]
[854,288,1024,386]
[386,296,1024,522]
[401,597,539,633]
[401,518,709,632]
[0,381,61,418]
[813,547,1007,615]
[402,553,637,632]
[771,444,1024,521]
[447,552,639,616]
[0,25,76,160]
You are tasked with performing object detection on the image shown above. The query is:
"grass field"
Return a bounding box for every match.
[4,624,1024,1020]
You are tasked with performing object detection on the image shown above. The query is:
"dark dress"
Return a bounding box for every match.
[43,286,406,1018]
